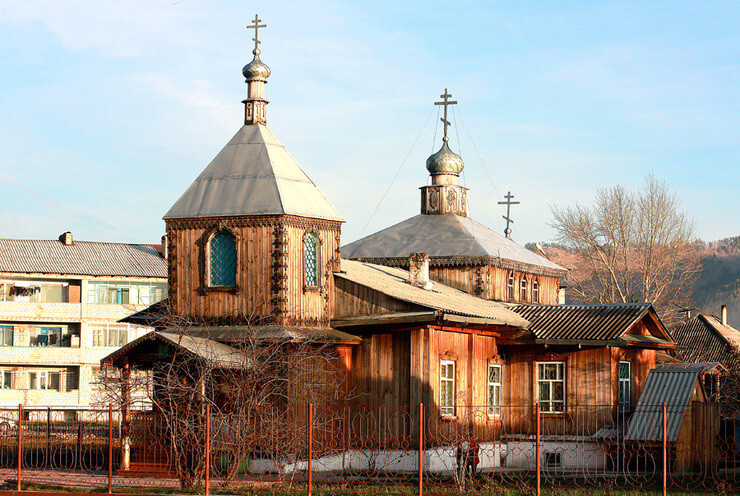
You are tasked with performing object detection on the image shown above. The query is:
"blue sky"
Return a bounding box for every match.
[0,1,737,246]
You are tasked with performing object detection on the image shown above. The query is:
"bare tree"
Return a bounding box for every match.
[550,174,701,325]
[96,307,350,490]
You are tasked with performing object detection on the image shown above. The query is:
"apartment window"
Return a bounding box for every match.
[619,361,631,406]
[208,230,237,287]
[0,282,67,302]
[520,276,528,302]
[30,327,64,347]
[304,232,320,287]
[440,359,456,417]
[28,371,61,391]
[537,362,565,413]
[92,325,128,347]
[487,363,503,417]
[532,279,540,303]
[0,326,13,346]
[0,370,12,389]
[87,281,167,305]
[507,272,515,300]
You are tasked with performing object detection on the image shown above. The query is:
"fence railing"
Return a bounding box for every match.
[0,402,737,495]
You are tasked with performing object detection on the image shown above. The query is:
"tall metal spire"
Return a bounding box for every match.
[498,191,520,238]
[242,14,270,125]
[434,89,458,143]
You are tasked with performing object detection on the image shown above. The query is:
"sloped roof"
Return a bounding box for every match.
[335,259,529,328]
[625,367,703,442]
[0,238,167,278]
[511,303,670,345]
[182,325,361,344]
[103,331,244,369]
[671,314,740,369]
[164,124,343,222]
[341,214,566,276]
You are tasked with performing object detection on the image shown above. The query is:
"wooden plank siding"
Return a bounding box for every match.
[165,216,341,325]
[428,265,560,305]
[334,279,427,317]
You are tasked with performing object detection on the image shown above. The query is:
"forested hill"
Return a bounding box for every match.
[526,236,740,328]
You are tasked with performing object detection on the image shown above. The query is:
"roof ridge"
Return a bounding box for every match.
[0,238,158,247]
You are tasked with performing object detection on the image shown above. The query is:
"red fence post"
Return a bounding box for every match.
[308,403,313,496]
[17,404,22,492]
[536,402,541,496]
[418,403,424,496]
[108,404,113,494]
[205,403,211,496]
[663,402,667,496]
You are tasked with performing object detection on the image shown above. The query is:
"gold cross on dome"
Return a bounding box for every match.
[247,14,267,52]
[434,89,458,141]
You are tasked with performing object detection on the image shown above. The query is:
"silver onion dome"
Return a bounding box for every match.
[426,140,465,175]
[242,49,271,82]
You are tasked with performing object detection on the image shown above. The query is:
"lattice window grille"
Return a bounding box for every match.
[304,233,319,286]
[209,231,237,287]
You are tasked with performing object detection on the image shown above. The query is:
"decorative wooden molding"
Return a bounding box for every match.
[165,215,341,232]
[350,255,567,277]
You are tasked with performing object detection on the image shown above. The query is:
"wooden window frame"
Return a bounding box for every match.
[0,326,12,347]
[532,278,540,303]
[204,226,239,292]
[487,361,503,418]
[440,358,456,418]
[536,361,566,414]
[303,231,322,291]
[619,361,631,406]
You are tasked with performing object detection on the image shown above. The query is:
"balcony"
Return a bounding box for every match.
[0,301,152,323]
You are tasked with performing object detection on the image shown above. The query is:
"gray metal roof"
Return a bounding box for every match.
[182,325,361,344]
[342,214,565,276]
[671,314,740,370]
[103,331,244,369]
[511,303,667,343]
[164,124,344,222]
[336,259,530,328]
[0,238,167,278]
[624,367,704,442]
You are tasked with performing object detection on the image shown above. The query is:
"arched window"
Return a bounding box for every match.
[520,276,528,302]
[304,232,320,287]
[532,279,540,303]
[208,230,236,287]
[507,271,515,300]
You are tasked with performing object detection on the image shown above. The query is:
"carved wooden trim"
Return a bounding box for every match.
[166,215,341,232]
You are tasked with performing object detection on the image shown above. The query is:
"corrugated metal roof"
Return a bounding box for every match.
[511,303,657,342]
[624,367,703,442]
[671,314,740,370]
[336,259,529,328]
[103,331,244,369]
[164,124,344,222]
[341,214,566,276]
[0,238,167,278]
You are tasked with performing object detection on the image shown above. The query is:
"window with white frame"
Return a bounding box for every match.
[440,359,456,417]
[537,362,565,412]
[487,363,503,417]
[532,279,540,303]
[28,371,61,391]
[92,324,128,347]
[619,361,631,405]
[0,369,11,389]
[520,276,528,302]
[0,326,13,346]
[507,272,515,300]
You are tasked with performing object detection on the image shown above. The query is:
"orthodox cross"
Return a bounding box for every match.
[434,89,457,141]
[498,191,520,239]
[247,14,267,52]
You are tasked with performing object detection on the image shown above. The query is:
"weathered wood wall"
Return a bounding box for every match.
[428,265,561,305]
[165,215,341,325]
[334,279,426,317]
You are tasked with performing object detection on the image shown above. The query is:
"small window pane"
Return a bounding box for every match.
[304,233,319,287]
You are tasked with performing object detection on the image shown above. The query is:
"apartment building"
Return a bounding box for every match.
[0,232,167,408]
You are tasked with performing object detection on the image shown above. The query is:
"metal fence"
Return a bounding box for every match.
[0,402,737,495]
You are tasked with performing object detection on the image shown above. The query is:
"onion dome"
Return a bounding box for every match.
[242,48,271,82]
[426,139,465,176]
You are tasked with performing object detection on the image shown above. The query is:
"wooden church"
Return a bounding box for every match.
[105,18,678,449]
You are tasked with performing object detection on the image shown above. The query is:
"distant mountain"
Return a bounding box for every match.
[526,236,740,328]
